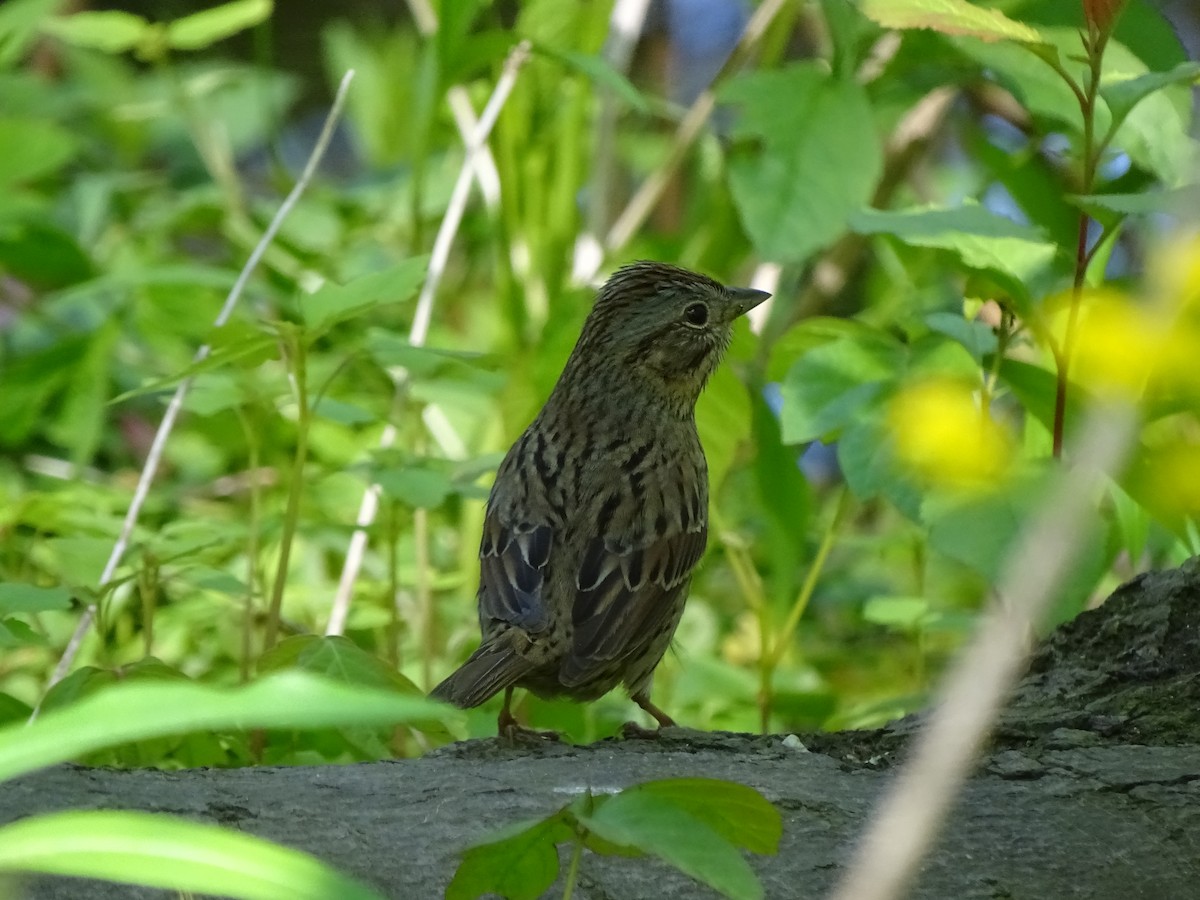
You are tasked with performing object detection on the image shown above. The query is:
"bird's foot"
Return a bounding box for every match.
[498,707,559,746]
[619,720,667,740]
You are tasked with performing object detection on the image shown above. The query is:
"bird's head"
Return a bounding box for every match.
[573,262,770,403]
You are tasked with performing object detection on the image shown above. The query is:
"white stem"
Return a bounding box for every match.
[325,43,532,637]
[42,71,358,696]
[827,405,1137,900]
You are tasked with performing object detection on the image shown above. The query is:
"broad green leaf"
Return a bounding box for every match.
[924,312,998,363]
[166,0,272,50]
[0,671,453,783]
[258,636,454,746]
[301,258,427,332]
[0,219,93,288]
[923,490,1026,580]
[0,583,73,615]
[0,692,32,726]
[859,0,1040,43]
[617,779,782,855]
[850,203,1057,303]
[779,329,903,444]
[373,466,455,508]
[1069,184,1200,217]
[0,0,61,66]
[697,357,753,492]
[0,618,44,648]
[0,118,78,186]
[1100,62,1200,130]
[722,64,882,263]
[577,792,763,900]
[366,330,489,379]
[40,10,148,53]
[447,814,573,900]
[39,659,189,715]
[311,397,377,426]
[258,636,417,693]
[0,810,382,900]
[836,418,922,519]
[862,596,932,630]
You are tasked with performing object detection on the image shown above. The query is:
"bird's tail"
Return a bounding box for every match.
[429,642,536,709]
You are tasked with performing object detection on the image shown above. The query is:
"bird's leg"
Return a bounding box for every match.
[497,687,560,745]
[497,686,519,737]
[621,690,677,739]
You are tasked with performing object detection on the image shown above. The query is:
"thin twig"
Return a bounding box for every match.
[594,0,788,272]
[570,0,652,283]
[827,404,1137,900]
[325,43,532,636]
[42,70,358,695]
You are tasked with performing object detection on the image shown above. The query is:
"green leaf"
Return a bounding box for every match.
[923,311,998,363]
[722,65,882,263]
[0,583,73,615]
[166,0,272,50]
[697,356,753,492]
[0,118,78,185]
[862,595,932,630]
[0,618,45,648]
[373,465,455,508]
[1100,62,1200,131]
[577,792,763,900]
[1069,184,1200,217]
[40,10,148,53]
[836,418,921,519]
[301,258,426,332]
[0,0,61,66]
[447,814,573,900]
[779,326,903,444]
[858,0,1041,43]
[0,671,454,783]
[617,779,782,855]
[0,810,382,900]
[365,330,489,379]
[850,203,1057,303]
[259,636,413,692]
[536,45,651,112]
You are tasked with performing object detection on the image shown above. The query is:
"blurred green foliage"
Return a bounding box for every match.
[0,0,1197,758]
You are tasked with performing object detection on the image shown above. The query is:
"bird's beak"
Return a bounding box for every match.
[726,286,772,320]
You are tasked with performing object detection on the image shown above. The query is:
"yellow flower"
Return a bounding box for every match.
[888,379,1013,490]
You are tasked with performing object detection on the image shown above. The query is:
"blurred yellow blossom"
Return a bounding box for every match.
[888,379,1013,490]
[1069,288,1200,401]
[1142,440,1200,520]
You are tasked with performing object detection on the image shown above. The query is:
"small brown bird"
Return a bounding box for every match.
[431,262,769,736]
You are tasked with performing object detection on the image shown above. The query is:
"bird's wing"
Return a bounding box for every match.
[477,505,554,634]
[560,523,707,687]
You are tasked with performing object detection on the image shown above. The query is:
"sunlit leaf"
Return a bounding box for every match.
[859,0,1041,43]
[166,0,272,50]
[0,810,382,900]
[576,793,763,900]
[0,583,73,615]
[40,10,148,53]
[446,814,573,900]
[722,64,882,263]
[0,672,454,783]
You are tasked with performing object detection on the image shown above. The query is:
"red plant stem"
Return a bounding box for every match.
[1052,24,1107,459]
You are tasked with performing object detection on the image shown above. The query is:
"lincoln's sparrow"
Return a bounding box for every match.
[431,262,769,736]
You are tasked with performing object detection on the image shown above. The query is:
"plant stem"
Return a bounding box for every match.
[562,833,585,900]
[1052,26,1108,459]
[264,333,310,651]
[758,488,848,731]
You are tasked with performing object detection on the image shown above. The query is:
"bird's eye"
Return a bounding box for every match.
[683,302,709,327]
